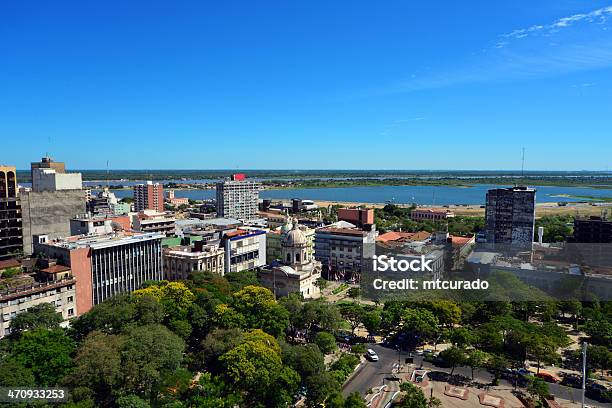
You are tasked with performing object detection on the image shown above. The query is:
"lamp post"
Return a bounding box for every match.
[582,342,587,408]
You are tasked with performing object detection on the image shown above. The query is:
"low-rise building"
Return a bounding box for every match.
[222,228,267,273]
[163,241,225,279]
[0,260,77,338]
[259,221,321,299]
[132,210,176,235]
[410,208,455,222]
[70,214,131,236]
[314,225,376,281]
[337,208,374,228]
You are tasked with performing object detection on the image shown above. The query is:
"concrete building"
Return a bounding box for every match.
[222,228,266,273]
[410,208,455,222]
[0,261,77,338]
[166,190,189,207]
[485,186,536,252]
[21,189,87,255]
[112,202,131,215]
[163,240,225,280]
[0,166,23,260]
[134,181,164,212]
[258,211,289,229]
[31,157,82,192]
[34,232,163,314]
[571,215,612,243]
[216,174,260,221]
[291,198,318,213]
[70,214,131,236]
[314,225,376,281]
[132,210,176,235]
[337,208,374,228]
[87,187,119,216]
[259,221,322,299]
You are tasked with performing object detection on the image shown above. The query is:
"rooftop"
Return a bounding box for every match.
[40,265,71,274]
[40,232,164,250]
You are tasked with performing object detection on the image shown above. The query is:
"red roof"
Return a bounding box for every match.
[377,231,431,242]
[0,259,20,270]
[40,265,71,274]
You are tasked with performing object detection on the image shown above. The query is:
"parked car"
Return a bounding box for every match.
[366,349,379,362]
[560,374,582,389]
[536,372,559,383]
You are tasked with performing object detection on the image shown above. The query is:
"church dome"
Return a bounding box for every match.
[282,222,307,247]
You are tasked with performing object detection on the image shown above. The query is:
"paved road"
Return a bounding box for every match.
[343,344,401,397]
[343,344,609,407]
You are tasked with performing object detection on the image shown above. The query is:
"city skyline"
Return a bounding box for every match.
[2,1,612,170]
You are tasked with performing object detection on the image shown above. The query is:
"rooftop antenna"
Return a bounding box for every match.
[519,147,526,187]
[106,160,110,189]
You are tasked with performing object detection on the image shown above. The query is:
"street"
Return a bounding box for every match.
[342,343,610,407]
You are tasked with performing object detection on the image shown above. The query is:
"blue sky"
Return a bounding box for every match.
[1,1,612,170]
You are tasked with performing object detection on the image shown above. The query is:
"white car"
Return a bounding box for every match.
[366,349,379,362]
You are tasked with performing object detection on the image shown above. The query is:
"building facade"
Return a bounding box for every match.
[410,208,455,222]
[21,189,87,255]
[34,232,163,314]
[337,208,374,228]
[134,182,164,212]
[163,241,225,280]
[222,229,266,273]
[31,156,82,192]
[0,263,76,338]
[485,186,536,251]
[259,221,322,299]
[314,226,376,281]
[216,175,260,221]
[0,166,23,260]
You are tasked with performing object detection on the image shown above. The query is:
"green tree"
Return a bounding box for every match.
[396,382,427,408]
[338,303,365,335]
[0,360,35,387]
[231,285,289,336]
[344,392,367,408]
[120,324,185,398]
[314,331,337,354]
[439,346,466,376]
[402,308,439,346]
[447,327,474,348]
[467,350,489,379]
[67,331,124,406]
[116,395,151,408]
[199,328,245,373]
[9,302,63,336]
[219,329,284,397]
[12,328,75,385]
[362,310,382,336]
[527,377,549,401]
[305,371,341,407]
[283,343,325,380]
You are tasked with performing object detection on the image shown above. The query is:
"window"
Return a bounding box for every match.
[67,296,74,303]
[67,308,74,317]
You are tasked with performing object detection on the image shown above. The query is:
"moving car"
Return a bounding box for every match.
[366,349,379,362]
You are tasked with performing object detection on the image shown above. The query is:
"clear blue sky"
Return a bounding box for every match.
[1,1,612,170]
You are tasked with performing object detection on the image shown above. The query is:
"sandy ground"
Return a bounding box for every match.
[314,200,611,217]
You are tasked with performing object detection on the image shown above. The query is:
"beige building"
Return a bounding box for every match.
[259,220,322,299]
[0,262,77,338]
[163,242,225,279]
[266,219,315,264]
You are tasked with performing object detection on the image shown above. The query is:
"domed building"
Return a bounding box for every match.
[258,219,322,299]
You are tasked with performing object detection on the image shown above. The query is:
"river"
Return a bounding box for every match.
[104,184,612,205]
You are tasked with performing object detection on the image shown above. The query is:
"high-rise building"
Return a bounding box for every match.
[485,186,536,251]
[34,231,163,314]
[21,157,86,255]
[133,181,164,212]
[0,166,23,260]
[216,174,260,220]
[31,156,82,192]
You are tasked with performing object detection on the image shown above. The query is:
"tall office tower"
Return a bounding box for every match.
[133,181,164,212]
[0,166,23,260]
[31,156,82,192]
[485,186,536,251]
[21,157,86,255]
[34,231,164,315]
[215,174,260,220]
